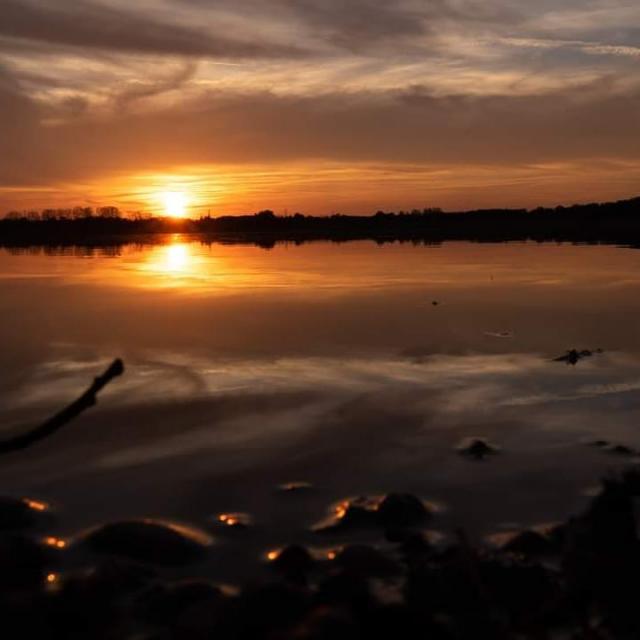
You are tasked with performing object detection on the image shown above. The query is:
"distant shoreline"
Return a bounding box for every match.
[1,196,639,248]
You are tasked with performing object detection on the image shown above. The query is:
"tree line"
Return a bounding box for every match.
[2,206,153,220]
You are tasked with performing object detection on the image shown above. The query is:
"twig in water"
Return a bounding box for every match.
[0,359,124,455]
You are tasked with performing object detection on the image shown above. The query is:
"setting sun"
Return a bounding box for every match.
[162,191,188,218]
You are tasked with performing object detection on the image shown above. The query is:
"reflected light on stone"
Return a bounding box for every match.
[25,499,48,512]
[44,536,66,549]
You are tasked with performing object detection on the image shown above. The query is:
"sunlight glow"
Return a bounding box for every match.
[165,243,190,273]
[162,191,188,218]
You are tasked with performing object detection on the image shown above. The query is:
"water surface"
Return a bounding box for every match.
[1,237,640,579]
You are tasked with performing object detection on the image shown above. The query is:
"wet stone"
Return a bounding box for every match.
[314,494,431,534]
[313,497,379,533]
[0,534,52,590]
[0,497,49,531]
[608,444,636,456]
[277,481,314,493]
[377,493,431,528]
[335,545,400,578]
[82,520,211,566]
[502,530,556,557]
[269,545,315,579]
[457,438,500,460]
[138,579,225,626]
[214,512,252,531]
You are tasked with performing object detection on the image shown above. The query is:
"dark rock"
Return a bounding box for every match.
[277,481,314,493]
[83,520,211,566]
[376,493,431,528]
[609,444,636,456]
[620,467,640,495]
[0,534,51,590]
[553,348,603,365]
[0,497,48,531]
[457,438,500,460]
[292,606,359,640]
[229,584,309,638]
[270,545,315,581]
[503,530,555,556]
[313,497,378,533]
[335,545,400,578]
[139,579,225,627]
[214,512,252,531]
[399,533,434,559]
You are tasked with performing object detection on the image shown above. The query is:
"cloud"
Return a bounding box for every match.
[2,76,639,190]
[1,0,639,210]
[0,0,306,59]
[111,61,199,111]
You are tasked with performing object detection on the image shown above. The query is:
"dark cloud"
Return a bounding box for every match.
[1,75,639,189]
[0,0,306,58]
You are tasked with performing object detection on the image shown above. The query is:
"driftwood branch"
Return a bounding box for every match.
[0,358,124,455]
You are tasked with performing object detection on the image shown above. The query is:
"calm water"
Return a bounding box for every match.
[2,237,640,579]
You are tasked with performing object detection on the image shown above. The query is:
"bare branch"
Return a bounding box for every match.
[0,358,124,454]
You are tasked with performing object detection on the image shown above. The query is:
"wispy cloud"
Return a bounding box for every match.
[1,0,639,211]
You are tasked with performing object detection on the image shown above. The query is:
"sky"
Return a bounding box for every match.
[0,0,639,215]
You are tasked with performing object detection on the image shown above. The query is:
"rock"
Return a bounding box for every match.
[214,512,252,530]
[0,497,48,531]
[503,530,555,556]
[315,494,432,533]
[269,545,314,581]
[82,520,211,566]
[608,444,636,456]
[335,545,400,578]
[457,438,500,460]
[277,482,313,493]
[376,493,431,528]
[313,497,378,533]
[139,579,225,627]
[231,584,309,637]
[398,533,434,559]
[553,349,603,366]
[587,440,610,448]
[0,534,51,590]
[620,467,640,495]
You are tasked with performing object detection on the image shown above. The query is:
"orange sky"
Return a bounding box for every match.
[1,0,639,215]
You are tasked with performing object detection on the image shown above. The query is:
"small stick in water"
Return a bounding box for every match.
[0,359,124,454]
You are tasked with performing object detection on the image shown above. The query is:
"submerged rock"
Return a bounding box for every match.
[268,545,315,582]
[552,348,603,365]
[457,438,500,460]
[277,481,314,493]
[314,493,431,533]
[313,496,379,533]
[502,530,556,557]
[82,520,212,566]
[0,496,49,531]
[214,512,252,531]
[377,493,431,528]
[0,534,51,590]
[608,444,636,456]
[587,440,610,448]
[335,545,400,578]
[138,579,226,630]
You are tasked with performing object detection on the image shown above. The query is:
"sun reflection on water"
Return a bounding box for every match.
[140,236,210,286]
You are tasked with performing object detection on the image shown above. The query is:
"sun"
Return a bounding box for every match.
[161,191,188,218]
